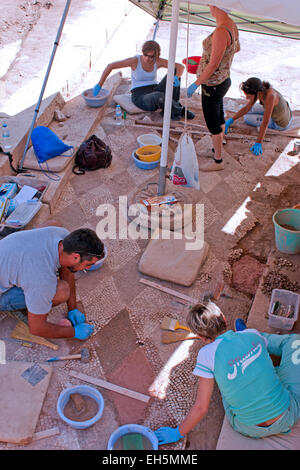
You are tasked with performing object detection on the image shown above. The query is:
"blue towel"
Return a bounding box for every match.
[31,126,73,163]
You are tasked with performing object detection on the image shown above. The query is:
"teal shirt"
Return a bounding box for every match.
[193,330,290,425]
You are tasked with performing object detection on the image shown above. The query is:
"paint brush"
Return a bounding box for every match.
[160,316,191,332]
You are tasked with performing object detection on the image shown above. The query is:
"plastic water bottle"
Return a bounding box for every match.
[2,123,12,151]
[115,105,122,126]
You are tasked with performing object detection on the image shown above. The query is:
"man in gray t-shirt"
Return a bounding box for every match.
[0,226,104,340]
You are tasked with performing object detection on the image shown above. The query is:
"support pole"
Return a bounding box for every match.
[19,0,72,170]
[157,0,180,195]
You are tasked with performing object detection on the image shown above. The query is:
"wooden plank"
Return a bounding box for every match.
[139,278,198,304]
[132,122,259,141]
[69,371,150,403]
[32,427,60,442]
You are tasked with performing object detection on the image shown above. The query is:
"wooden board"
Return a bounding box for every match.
[0,362,52,444]
[11,321,59,351]
[139,278,198,304]
[69,370,150,403]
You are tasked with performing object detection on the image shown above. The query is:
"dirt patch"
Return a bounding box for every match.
[231,255,265,295]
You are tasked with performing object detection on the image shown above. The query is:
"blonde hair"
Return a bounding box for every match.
[186,301,226,340]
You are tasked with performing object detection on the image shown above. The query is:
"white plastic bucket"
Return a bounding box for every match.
[107,424,158,450]
[57,385,104,429]
[137,134,162,147]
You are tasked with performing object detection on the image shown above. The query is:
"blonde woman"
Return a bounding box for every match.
[154,301,300,445]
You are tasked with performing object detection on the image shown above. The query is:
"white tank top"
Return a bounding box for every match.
[131,55,157,91]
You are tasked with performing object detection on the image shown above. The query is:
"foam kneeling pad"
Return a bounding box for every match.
[114,94,145,114]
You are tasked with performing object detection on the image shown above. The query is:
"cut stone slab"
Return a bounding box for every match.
[114,93,145,114]
[231,255,265,295]
[93,308,139,377]
[217,416,300,450]
[107,347,155,425]
[139,229,209,287]
[0,92,65,176]
[21,143,75,173]
[0,361,52,444]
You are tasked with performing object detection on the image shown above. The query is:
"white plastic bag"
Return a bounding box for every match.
[170,133,200,189]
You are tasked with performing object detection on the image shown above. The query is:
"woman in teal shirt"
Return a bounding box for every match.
[154,301,300,445]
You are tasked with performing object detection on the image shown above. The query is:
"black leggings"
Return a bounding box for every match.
[131,71,183,120]
[201,77,231,135]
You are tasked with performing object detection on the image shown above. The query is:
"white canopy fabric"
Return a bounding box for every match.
[129,1,300,40]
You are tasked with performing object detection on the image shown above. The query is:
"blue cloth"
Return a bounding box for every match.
[173,76,180,87]
[31,126,73,163]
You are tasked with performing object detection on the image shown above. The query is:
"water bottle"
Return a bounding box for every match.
[115,105,122,126]
[2,123,12,151]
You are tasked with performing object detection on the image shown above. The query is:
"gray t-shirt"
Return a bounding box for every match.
[0,226,69,314]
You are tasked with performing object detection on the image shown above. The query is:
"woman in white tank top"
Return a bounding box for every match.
[92,40,195,121]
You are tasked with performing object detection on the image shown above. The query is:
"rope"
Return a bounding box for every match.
[183,1,191,134]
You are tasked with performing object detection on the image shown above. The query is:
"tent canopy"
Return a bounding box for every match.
[128,1,300,40]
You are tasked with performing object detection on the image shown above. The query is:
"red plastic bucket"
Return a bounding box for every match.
[182,56,201,74]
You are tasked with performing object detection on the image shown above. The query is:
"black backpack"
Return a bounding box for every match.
[73,134,112,175]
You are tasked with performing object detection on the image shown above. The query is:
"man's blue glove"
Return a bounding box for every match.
[225,117,234,134]
[68,308,86,326]
[187,82,199,98]
[154,426,184,445]
[173,76,180,87]
[250,142,263,156]
[93,84,101,96]
[74,323,94,340]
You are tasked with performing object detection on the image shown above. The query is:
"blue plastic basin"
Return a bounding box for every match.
[82,88,109,108]
[132,151,160,170]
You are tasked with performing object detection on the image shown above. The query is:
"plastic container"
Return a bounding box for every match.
[2,123,12,151]
[272,208,300,254]
[137,134,162,147]
[107,424,158,450]
[82,88,109,108]
[182,56,201,74]
[268,288,300,330]
[86,245,108,272]
[57,384,104,430]
[115,104,122,125]
[132,151,160,170]
[135,145,161,162]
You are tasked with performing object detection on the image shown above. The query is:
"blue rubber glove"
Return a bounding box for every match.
[68,308,86,326]
[225,117,234,134]
[93,83,101,96]
[74,323,94,340]
[250,142,263,156]
[154,426,184,445]
[173,76,180,87]
[187,82,199,98]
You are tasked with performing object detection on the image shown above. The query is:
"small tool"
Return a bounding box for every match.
[160,317,191,332]
[46,348,89,363]
[161,330,200,344]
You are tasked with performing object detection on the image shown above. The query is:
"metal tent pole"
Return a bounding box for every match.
[157,0,180,195]
[19,0,72,170]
